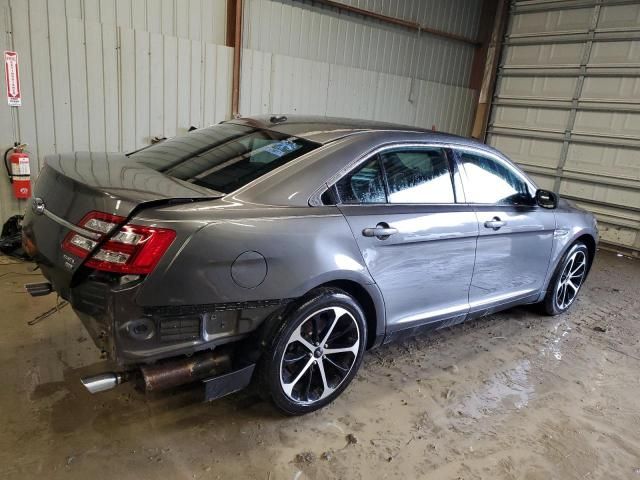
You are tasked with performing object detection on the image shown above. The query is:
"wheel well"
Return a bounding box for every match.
[318,280,379,350]
[576,233,596,271]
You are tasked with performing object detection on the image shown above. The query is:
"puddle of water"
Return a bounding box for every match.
[540,320,572,362]
[456,359,534,419]
[456,320,572,418]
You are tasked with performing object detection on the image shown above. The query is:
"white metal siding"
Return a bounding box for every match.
[0,0,484,223]
[0,0,230,222]
[239,48,478,135]
[488,0,640,254]
[243,0,481,87]
[240,0,480,144]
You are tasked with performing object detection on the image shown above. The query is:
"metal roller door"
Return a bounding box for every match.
[487,0,640,255]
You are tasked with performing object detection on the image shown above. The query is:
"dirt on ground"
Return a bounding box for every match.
[1,250,639,479]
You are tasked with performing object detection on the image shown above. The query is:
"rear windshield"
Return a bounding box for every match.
[130,123,318,194]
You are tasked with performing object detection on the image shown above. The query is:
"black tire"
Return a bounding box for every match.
[540,241,590,316]
[258,287,367,415]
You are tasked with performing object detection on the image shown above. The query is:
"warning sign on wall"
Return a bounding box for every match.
[4,51,21,107]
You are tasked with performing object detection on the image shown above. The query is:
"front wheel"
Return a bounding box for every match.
[540,242,590,316]
[258,288,367,415]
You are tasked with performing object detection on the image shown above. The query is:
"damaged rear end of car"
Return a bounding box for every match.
[22,121,322,399]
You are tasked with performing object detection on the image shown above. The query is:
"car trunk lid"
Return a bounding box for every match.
[23,152,220,294]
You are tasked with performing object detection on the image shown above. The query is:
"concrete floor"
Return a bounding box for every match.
[1,250,639,479]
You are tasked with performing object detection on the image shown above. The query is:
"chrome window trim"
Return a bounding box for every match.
[332,203,475,209]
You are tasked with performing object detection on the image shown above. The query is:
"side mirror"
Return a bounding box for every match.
[536,189,558,209]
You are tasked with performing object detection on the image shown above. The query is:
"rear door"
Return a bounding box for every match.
[453,147,555,313]
[335,144,478,334]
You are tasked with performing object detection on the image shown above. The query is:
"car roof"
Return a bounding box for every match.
[227,114,472,145]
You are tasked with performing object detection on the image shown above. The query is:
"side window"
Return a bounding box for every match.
[336,157,386,204]
[458,151,534,206]
[380,148,455,204]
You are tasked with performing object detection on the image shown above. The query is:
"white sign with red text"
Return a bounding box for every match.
[4,51,21,107]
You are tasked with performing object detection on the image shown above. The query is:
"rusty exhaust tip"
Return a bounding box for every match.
[140,350,232,392]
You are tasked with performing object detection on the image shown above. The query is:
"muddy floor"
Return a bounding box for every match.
[1,250,639,479]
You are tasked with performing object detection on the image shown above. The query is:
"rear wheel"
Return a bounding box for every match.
[258,288,367,415]
[541,242,589,316]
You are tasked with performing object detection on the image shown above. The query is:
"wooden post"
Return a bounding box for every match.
[471,0,509,140]
[227,0,243,118]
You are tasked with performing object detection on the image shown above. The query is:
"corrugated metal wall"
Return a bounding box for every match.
[487,0,640,254]
[0,0,231,222]
[243,0,481,86]
[0,0,485,223]
[240,0,481,135]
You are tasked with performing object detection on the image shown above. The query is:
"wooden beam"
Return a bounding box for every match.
[297,0,481,47]
[469,0,499,91]
[471,0,509,140]
[229,0,243,117]
[226,0,237,47]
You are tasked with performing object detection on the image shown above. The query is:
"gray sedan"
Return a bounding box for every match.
[23,115,598,415]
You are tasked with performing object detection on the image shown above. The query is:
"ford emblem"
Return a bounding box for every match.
[32,197,45,215]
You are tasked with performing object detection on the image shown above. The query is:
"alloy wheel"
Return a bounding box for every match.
[555,250,587,310]
[279,306,360,404]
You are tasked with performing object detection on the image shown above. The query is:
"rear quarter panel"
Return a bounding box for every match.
[133,204,377,307]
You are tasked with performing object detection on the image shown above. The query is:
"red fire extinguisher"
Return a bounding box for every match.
[4,143,31,199]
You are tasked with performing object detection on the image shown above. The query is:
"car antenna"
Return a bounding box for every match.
[270,115,287,124]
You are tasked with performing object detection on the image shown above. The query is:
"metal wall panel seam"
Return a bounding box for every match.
[102,22,111,152]
[493,98,640,111]
[552,3,601,193]
[518,165,640,191]
[0,0,22,221]
[149,31,155,137]
[487,126,640,148]
[498,67,640,76]
[490,4,639,253]
[558,194,640,213]
[83,4,93,152]
[29,0,53,171]
[513,0,639,14]
[17,1,40,172]
[44,0,58,155]
[4,1,16,141]
[116,26,123,151]
[200,38,205,127]
[506,29,640,44]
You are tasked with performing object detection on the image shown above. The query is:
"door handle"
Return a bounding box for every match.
[484,217,506,230]
[362,223,398,240]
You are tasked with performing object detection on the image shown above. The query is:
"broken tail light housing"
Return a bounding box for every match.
[61,211,176,275]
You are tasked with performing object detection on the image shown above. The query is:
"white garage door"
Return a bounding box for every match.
[487,0,640,255]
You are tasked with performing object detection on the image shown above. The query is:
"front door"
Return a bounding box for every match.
[454,148,555,313]
[335,146,478,333]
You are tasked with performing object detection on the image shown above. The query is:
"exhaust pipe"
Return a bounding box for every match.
[141,350,231,392]
[81,350,232,394]
[80,372,127,394]
[25,281,53,297]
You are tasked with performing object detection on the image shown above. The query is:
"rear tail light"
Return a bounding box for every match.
[61,211,125,258]
[85,225,176,274]
[61,211,176,274]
